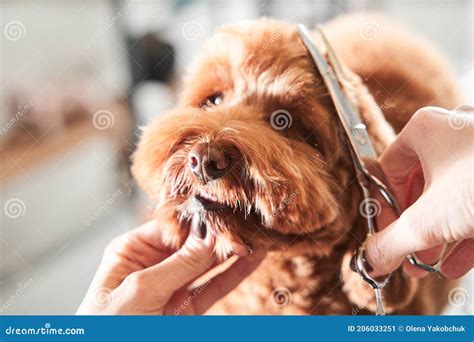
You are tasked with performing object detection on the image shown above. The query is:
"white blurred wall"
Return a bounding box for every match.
[0,0,129,128]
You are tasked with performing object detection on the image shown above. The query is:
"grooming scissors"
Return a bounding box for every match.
[296,24,440,315]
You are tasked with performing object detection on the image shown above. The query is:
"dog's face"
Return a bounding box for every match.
[132,19,355,259]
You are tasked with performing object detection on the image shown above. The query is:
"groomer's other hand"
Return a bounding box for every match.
[77,219,265,315]
[367,105,474,278]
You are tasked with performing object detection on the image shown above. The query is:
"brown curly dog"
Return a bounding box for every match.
[132,14,461,314]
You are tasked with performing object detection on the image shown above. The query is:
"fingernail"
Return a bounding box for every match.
[191,214,207,240]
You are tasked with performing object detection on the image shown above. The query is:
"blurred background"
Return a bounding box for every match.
[0,0,472,315]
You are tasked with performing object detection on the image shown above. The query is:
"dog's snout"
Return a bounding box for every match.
[188,144,229,182]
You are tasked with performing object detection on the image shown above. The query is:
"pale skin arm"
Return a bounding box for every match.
[77,219,265,315]
[366,105,474,278]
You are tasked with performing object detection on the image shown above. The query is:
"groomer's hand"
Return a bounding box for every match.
[77,219,265,315]
[367,105,474,279]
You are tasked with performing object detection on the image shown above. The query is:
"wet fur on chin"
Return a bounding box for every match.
[132,15,460,314]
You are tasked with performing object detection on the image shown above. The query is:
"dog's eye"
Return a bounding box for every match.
[201,93,223,108]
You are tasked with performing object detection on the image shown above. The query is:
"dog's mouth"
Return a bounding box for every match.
[187,192,256,258]
[192,194,232,212]
[181,189,320,258]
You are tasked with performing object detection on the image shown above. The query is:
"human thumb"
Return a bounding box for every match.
[137,214,215,296]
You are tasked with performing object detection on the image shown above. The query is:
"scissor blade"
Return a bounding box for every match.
[296,24,377,168]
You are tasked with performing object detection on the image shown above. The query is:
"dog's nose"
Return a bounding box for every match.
[188,144,229,182]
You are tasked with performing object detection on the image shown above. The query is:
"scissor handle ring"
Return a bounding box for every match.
[370,174,440,274]
[406,254,440,273]
[353,244,391,290]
